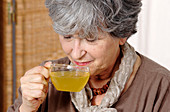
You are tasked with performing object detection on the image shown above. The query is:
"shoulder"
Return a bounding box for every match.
[116,53,170,111]
[137,53,170,85]
[40,57,70,66]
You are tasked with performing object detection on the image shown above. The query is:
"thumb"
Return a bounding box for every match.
[44,61,52,69]
[43,61,52,79]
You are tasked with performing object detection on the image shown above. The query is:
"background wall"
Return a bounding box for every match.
[1,0,65,111]
[128,0,170,70]
[0,0,4,110]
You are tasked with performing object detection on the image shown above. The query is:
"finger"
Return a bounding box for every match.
[22,95,34,101]
[25,66,49,79]
[20,74,48,85]
[44,61,52,69]
[43,61,52,79]
[23,89,46,99]
[21,83,48,93]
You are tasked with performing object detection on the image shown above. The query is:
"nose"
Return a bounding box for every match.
[71,38,86,60]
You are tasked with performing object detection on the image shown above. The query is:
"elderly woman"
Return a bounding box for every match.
[8,0,170,112]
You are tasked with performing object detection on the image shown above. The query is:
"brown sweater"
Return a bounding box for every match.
[7,54,170,112]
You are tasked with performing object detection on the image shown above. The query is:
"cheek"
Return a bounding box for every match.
[92,43,112,58]
[90,45,108,66]
[92,42,119,67]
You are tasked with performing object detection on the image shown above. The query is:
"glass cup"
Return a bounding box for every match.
[50,64,90,92]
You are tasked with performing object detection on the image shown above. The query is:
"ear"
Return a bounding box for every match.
[119,38,127,45]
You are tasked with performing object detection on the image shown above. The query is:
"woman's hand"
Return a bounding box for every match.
[19,62,51,112]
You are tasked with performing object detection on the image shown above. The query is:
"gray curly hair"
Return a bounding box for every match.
[45,0,142,39]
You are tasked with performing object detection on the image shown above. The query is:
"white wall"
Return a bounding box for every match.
[128,0,170,70]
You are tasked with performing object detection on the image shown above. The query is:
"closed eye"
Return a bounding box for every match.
[86,38,96,42]
[64,36,73,39]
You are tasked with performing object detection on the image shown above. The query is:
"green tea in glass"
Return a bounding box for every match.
[50,64,90,92]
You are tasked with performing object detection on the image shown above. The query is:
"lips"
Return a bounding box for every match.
[74,61,91,66]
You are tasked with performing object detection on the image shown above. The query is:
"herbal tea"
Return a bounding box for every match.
[50,71,90,92]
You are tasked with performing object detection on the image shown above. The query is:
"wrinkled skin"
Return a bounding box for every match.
[19,62,51,112]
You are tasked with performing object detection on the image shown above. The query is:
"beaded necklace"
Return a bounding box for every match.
[91,81,111,96]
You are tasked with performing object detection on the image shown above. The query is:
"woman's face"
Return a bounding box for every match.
[59,32,126,78]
